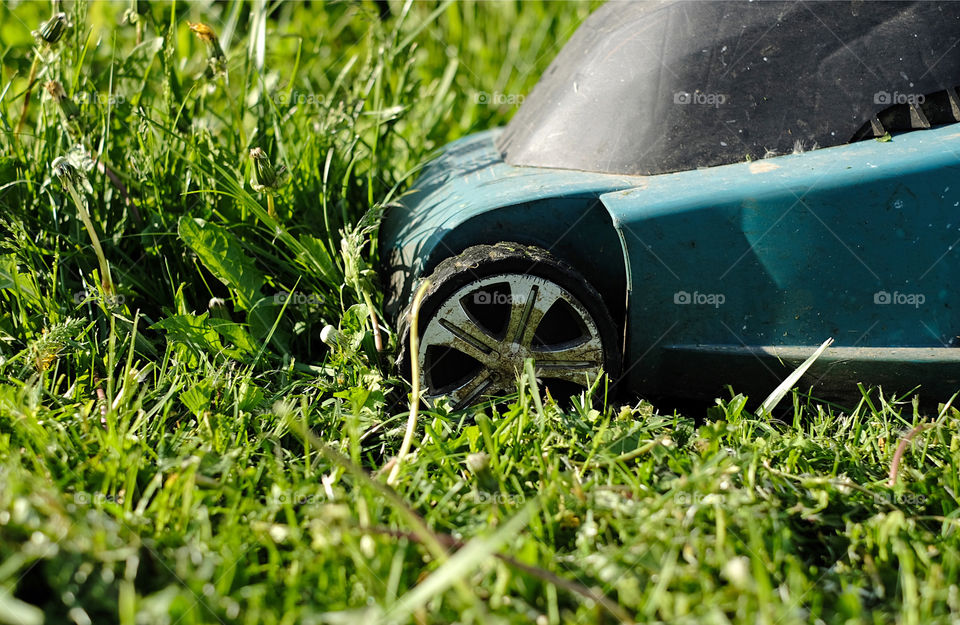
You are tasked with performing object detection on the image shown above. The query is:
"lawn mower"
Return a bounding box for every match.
[380,0,960,408]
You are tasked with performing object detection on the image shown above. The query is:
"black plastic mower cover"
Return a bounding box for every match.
[497,1,960,176]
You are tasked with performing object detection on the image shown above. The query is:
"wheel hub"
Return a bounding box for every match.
[492,340,527,375]
[418,273,607,408]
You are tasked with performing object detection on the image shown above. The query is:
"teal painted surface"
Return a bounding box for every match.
[380,123,960,399]
[379,129,638,314]
[601,123,960,394]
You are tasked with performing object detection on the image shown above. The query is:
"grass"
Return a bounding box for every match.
[1,1,959,623]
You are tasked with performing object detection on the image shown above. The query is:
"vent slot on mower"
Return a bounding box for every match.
[852,86,960,141]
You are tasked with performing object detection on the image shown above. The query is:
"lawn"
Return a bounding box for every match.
[1,1,959,624]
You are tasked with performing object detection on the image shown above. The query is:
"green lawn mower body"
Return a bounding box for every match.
[380,1,960,405]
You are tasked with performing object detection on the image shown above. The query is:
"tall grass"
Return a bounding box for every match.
[1,2,959,624]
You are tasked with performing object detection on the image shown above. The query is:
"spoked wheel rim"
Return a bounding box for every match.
[418,273,607,409]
